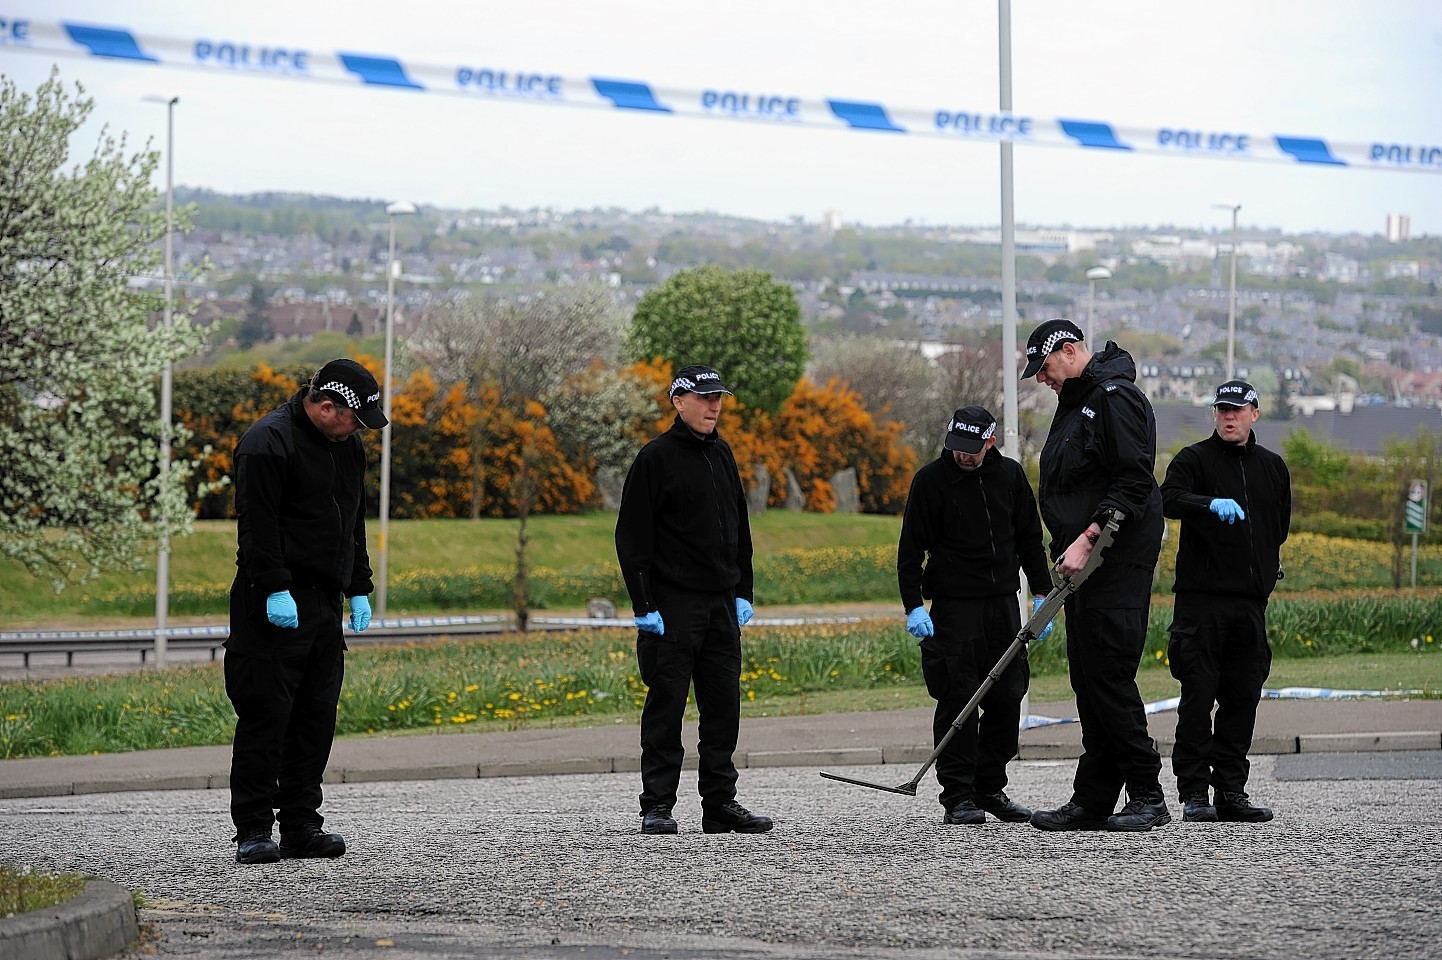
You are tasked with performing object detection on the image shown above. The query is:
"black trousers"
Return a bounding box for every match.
[1064,564,1162,813]
[224,588,345,838]
[922,595,1026,810]
[1168,593,1271,798]
[635,584,741,814]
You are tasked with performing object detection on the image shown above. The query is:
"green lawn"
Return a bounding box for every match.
[0,512,905,625]
[1026,651,1442,703]
[7,512,1442,627]
[739,649,1442,719]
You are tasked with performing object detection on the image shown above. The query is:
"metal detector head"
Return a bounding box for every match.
[819,771,919,796]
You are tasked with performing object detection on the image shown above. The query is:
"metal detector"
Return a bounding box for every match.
[820,509,1125,797]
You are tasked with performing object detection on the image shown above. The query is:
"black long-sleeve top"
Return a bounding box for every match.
[1037,342,1164,569]
[614,417,754,614]
[232,388,374,600]
[898,447,1054,611]
[1161,429,1291,600]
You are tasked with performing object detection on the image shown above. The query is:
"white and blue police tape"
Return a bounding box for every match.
[1020,686,1422,729]
[5,15,1439,174]
[1261,685,1425,700]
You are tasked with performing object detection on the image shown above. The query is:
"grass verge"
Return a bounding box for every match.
[0,863,87,917]
[3,599,1437,758]
[7,515,1442,625]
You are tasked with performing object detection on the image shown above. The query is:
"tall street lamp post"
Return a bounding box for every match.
[144,94,178,669]
[1214,201,1241,380]
[1085,265,1112,344]
[376,200,417,617]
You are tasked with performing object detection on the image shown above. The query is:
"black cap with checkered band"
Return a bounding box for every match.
[312,358,388,429]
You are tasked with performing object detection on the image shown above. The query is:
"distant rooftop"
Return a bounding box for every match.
[1155,402,1442,457]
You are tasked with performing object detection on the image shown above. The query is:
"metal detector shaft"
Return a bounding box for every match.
[819,509,1125,797]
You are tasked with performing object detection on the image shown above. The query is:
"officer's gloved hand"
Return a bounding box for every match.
[905,606,934,639]
[1209,498,1246,524]
[634,611,665,635]
[1031,596,1054,641]
[265,590,299,629]
[736,598,754,627]
[348,595,372,632]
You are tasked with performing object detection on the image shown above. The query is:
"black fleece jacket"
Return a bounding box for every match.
[1037,342,1163,568]
[232,388,374,599]
[614,417,754,614]
[897,447,1053,611]
[1161,429,1291,600]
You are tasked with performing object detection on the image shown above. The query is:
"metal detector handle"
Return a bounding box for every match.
[817,508,1127,800]
[1025,509,1125,641]
[1068,508,1125,585]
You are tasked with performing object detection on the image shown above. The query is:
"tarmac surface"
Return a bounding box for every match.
[2,697,1441,958]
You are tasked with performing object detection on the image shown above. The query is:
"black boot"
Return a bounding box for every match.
[236,830,280,865]
[1106,790,1172,832]
[976,790,1032,823]
[279,825,346,859]
[1181,793,1218,822]
[701,800,773,834]
[641,805,678,835]
[943,799,985,825]
[1216,791,1273,823]
[1030,802,1109,831]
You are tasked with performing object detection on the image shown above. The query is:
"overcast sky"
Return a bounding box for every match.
[4,0,1440,235]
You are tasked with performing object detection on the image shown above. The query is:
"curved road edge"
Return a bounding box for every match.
[0,878,138,960]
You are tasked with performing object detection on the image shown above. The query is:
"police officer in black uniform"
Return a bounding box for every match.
[615,364,772,836]
[1161,379,1290,823]
[225,358,384,864]
[898,405,1054,825]
[1022,319,1170,832]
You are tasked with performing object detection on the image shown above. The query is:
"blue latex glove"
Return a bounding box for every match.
[348,595,372,632]
[265,590,299,629]
[905,606,934,639]
[1209,498,1246,524]
[1031,596,1054,641]
[634,611,665,635]
[736,598,754,627]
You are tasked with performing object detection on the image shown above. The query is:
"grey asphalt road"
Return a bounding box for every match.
[3,755,1439,960]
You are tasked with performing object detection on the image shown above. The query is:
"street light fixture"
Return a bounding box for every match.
[376,200,417,617]
[144,94,178,669]
[1085,265,1112,344]
[1214,201,1242,380]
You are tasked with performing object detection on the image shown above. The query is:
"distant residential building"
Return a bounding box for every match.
[1322,252,1361,284]
[1131,235,1216,267]
[945,228,1104,254]
[1386,213,1411,243]
[1137,359,1227,403]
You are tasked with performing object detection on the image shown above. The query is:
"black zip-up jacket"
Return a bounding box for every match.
[1038,342,1163,568]
[615,416,754,614]
[1161,429,1291,600]
[897,447,1053,611]
[232,388,374,600]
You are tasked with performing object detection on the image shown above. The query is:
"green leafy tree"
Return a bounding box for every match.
[237,283,273,349]
[625,265,807,415]
[0,70,203,585]
[1274,374,1294,421]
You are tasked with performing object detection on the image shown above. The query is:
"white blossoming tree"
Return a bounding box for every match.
[0,70,202,587]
